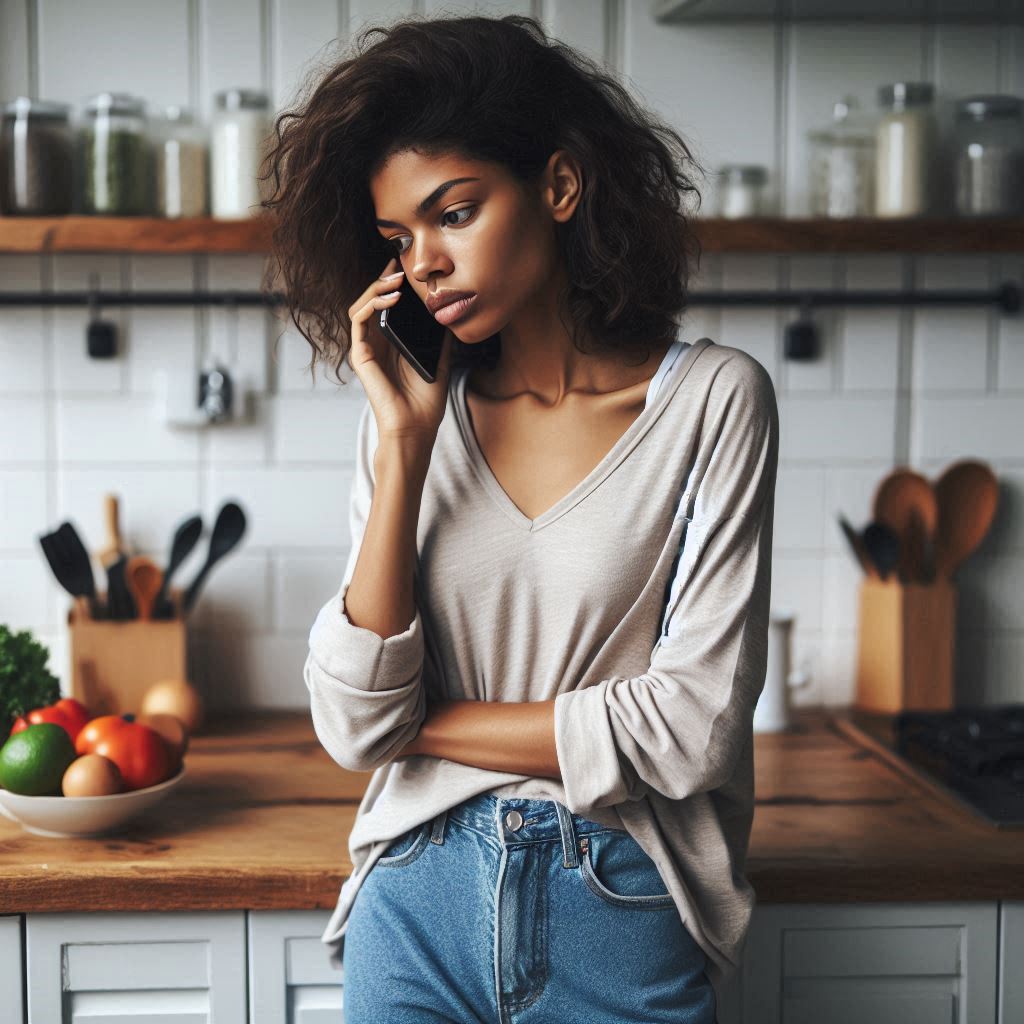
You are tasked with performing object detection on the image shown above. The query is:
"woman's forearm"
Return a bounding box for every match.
[399,699,560,778]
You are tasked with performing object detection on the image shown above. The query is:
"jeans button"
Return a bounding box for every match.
[504,810,524,831]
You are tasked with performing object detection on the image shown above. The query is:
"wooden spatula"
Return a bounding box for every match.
[125,556,164,621]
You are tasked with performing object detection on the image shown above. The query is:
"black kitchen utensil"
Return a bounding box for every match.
[38,521,102,619]
[181,501,247,614]
[837,512,874,577]
[862,520,901,581]
[152,514,203,620]
[104,555,137,620]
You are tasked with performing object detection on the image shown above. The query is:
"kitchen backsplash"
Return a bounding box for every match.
[1,1,1022,712]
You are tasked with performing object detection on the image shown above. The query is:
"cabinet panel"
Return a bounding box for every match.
[248,911,343,1024]
[1000,902,1024,1024]
[26,911,246,1024]
[1,915,25,1024]
[742,903,997,1024]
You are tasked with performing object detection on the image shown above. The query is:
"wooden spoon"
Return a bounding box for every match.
[872,468,938,583]
[125,556,164,621]
[931,459,999,581]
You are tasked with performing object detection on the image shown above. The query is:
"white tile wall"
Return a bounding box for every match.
[2,1,1022,712]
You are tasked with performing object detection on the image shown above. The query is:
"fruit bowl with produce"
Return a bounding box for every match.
[0,695,191,838]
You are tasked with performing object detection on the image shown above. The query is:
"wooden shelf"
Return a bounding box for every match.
[652,0,1012,23]
[1,213,1023,255]
[691,216,1024,253]
[0,214,274,254]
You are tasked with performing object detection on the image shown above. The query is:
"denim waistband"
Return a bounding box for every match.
[441,793,624,869]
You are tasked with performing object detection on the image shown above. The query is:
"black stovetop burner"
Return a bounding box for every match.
[846,703,1024,829]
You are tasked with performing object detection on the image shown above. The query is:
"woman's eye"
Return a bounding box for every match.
[385,205,476,257]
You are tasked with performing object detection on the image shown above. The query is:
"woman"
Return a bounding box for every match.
[263,14,778,1024]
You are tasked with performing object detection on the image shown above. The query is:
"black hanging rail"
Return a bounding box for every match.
[0,281,1019,312]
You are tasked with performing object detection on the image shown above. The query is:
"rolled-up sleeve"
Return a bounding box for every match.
[553,354,779,815]
[303,400,426,773]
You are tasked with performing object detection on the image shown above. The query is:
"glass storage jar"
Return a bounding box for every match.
[152,105,208,217]
[210,88,271,219]
[952,94,1024,216]
[0,97,75,214]
[79,92,150,214]
[807,97,876,217]
[717,165,769,218]
[875,81,936,218]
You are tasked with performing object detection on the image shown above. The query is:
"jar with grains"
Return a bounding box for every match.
[808,97,876,217]
[874,81,936,218]
[210,88,271,219]
[0,97,75,214]
[717,165,769,218]
[79,92,150,215]
[952,95,1024,216]
[153,105,208,217]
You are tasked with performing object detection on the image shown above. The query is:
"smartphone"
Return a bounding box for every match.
[378,259,446,384]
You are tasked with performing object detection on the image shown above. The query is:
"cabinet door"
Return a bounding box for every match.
[248,911,343,1024]
[1000,902,1024,1024]
[742,903,998,1024]
[26,911,246,1023]
[1,916,25,1024]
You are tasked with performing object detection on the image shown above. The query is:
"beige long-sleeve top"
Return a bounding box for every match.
[305,336,779,1011]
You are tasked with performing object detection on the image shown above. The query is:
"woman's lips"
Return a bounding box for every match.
[433,294,477,325]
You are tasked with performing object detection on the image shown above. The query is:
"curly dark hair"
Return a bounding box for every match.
[260,13,707,386]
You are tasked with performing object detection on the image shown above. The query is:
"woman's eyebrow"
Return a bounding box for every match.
[375,177,481,228]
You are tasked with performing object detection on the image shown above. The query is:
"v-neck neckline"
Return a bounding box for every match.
[452,337,712,534]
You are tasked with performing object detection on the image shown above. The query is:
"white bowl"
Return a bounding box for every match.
[0,765,187,837]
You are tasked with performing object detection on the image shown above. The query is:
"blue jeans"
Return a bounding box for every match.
[342,793,717,1023]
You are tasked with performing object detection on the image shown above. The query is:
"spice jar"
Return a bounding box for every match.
[952,95,1024,216]
[717,165,769,218]
[807,97,876,217]
[875,81,936,218]
[0,97,75,215]
[210,88,271,219]
[79,92,150,215]
[152,105,208,218]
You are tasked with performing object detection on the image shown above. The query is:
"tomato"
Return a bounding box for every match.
[11,697,93,744]
[92,722,173,791]
[75,714,130,756]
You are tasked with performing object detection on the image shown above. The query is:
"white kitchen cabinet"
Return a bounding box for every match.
[1,915,25,1024]
[248,911,343,1024]
[740,902,998,1024]
[1000,901,1024,1024]
[26,911,247,1023]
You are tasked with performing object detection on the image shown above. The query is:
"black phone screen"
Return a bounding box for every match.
[377,259,446,384]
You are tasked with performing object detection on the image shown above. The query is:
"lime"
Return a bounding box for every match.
[0,722,78,796]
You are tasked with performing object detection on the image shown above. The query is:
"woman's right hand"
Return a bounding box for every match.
[347,256,455,444]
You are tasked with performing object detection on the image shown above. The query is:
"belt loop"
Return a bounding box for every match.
[554,802,579,868]
[430,810,448,845]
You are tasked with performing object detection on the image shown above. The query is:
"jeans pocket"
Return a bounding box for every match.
[578,830,675,909]
[375,822,431,869]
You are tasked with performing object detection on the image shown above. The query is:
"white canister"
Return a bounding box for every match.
[210,88,270,219]
[874,81,936,218]
[153,105,208,218]
[753,609,812,733]
[717,165,768,218]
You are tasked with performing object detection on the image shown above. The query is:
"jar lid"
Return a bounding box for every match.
[718,164,768,185]
[807,96,875,146]
[956,94,1023,121]
[215,89,269,111]
[84,92,146,116]
[878,82,934,110]
[161,104,195,123]
[1,96,71,120]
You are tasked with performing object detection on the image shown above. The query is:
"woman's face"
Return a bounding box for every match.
[369,149,567,345]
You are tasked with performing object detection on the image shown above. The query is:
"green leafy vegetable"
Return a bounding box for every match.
[0,624,62,741]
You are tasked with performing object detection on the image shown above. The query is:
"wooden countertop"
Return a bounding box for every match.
[1,707,1021,913]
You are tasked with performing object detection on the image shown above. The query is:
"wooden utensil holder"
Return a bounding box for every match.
[67,589,188,717]
[854,575,956,714]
